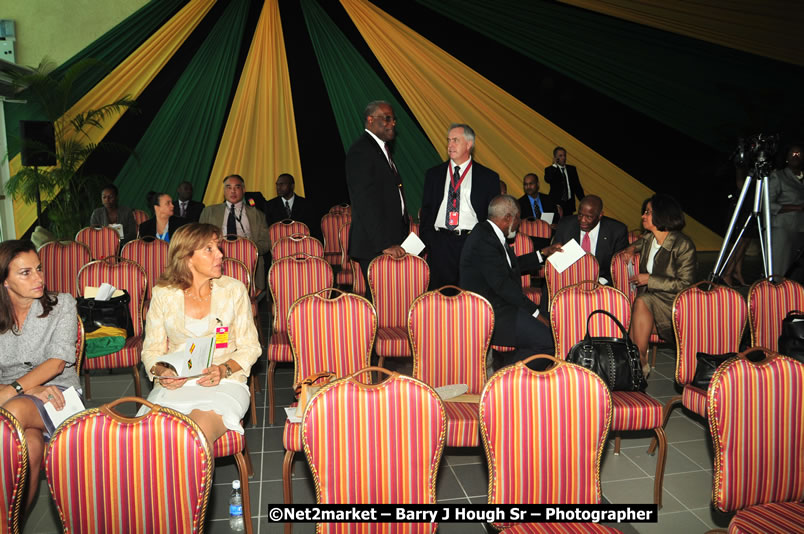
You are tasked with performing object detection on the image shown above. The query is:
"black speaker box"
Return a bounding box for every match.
[20,120,57,167]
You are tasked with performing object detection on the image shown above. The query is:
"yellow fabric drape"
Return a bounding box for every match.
[560,0,803,67]
[203,0,303,207]
[9,0,216,238]
[340,0,721,250]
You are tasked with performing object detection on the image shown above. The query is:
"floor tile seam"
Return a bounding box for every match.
[667,442,712,472]
[447,463,473,501]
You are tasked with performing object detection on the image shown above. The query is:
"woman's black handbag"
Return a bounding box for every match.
[778,310,804,364]
[566,310,647,391]
[76,291,134,338]
[690,352,736,390]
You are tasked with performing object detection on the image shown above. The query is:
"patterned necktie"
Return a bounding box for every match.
[227,202,238,237]
[180,202,186,218]
[285,200,292,218]
[445,165,461,230]
[581,231,591,253]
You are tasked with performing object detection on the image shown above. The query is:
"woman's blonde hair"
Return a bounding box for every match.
[157,223,220,290]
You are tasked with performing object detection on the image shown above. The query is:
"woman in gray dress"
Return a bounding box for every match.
[0,240,80,508]
[622,194,697,376]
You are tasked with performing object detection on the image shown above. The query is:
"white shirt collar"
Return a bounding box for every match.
[365,128,389,157]
[488,220,512,267]
[553,163,566,170]
[449,156,472,171]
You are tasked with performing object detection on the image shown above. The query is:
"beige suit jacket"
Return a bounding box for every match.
[141,276,261,383]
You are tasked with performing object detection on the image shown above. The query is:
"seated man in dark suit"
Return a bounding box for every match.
[264,173,317,236]
[175,181,205,223]
[460,195,562,367]
[552,194,628,284]
[518,172,562,222]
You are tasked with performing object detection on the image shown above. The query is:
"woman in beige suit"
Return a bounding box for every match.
[622,194,697,376]
[141,223,260,445]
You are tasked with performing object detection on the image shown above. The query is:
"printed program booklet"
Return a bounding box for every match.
[156,336,215,379]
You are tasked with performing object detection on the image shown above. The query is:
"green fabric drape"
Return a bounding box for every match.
[113,0,249,211]
[300,0,441,217]
[3,0,188,158]
[415,0,804,151]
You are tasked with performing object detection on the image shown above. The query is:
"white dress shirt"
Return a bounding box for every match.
[223,200,252,238]
[554,163,572,198]
[581,221,601,255]
[435,157,478,231]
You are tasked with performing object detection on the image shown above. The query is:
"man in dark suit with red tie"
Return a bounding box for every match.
[545,146,585,216]
[420,124,499,289]
[345,101,409,283]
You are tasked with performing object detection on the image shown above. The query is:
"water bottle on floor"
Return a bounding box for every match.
[229,479,245,531]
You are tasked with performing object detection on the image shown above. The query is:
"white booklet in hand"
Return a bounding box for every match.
[44,386,86,429]
[546,238,585,273]
[400,231,426,256]
[156,336,215,379]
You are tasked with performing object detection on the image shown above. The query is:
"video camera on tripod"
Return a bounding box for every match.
[712,133,779,282]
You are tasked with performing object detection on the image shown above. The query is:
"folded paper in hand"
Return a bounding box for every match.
[44,386,85,428]
[156,336,215,379]
[546,238,585,273]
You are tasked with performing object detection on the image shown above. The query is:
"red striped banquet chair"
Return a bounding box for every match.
[271,234,324,263]
[268,219,310,248]
[368,253,430,368]
[220,257,261,426]
[283,289,376,510]
[519,217,552,239]
[647,282,747,455]
[75,226,120,261]
[45,397,213,534]
[267,255,333,424]
[336,223,353,287]
[302,368,445,534]
[747,277,804,352]
[511,232,541,305]
[131,209,149,227]
[544,252,599,306]
[37,240,91,297]
[708,349,804,534]
[120,237,169,314]
[409,287,493,447]
[219,236,263,343]
[76,258,147,399]
[328,203,351,215]
[480,355,621,533]
[610,250,667,368]
[320,212,350,269]
[0,408,27,534]
[551,282,667,507]
[628,229,644,244]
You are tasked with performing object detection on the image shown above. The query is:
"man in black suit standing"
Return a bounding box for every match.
[545,146,585,216]
[175,181,205,223]
[460,195,561,366]
[552,195,628,284]
[264,173,317,236]
[345,100,408,283]
[420,124,499,289]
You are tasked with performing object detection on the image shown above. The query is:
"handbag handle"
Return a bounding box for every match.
[584,309,632,344]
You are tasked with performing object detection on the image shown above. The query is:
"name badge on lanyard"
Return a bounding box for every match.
[215,326,229,349]
[448,162,472,227]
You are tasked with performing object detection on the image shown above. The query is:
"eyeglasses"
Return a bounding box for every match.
[643,209,653,215]
[371,114,396,124]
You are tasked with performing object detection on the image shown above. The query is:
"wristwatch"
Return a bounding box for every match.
[222,363,233,378]
[10,381,24,395]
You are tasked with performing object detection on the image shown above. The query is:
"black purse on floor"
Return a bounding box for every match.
[566,309,647,391]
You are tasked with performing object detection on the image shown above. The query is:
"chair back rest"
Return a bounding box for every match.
[748,277,804,352]
[550,282,632,358]
[268,255,333,334]
[221,258,252,295]
[673,282,747,385]
[0,409,27,534]
[288,289,376,385]
[409,220,420,237]
[303,369,445,534]
[628,229,643,243]
[45,398,212,534]
[120,238,169,301]
[519,218,551,239]
[610,250,641,304]
[75,226,120,261]
[320,213,350,263]
[272,234,324,263]
[709,349,804,512]
[368,254,430,329]
[350,259,366,296]
[480,356,611,526]
[38,240,92,297]
[338,223,351,270]
[328,203,351,215]
[219,236,259,297]
[545,253,600,304]
[76,259,147,336]
[409,288,493,394]
[75,316,85,376]
[511,233,534,287]
[132,209,149,226]
[268,219,310,246]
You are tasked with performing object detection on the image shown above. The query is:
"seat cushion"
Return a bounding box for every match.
[610,391,663,431]
[730,502,804,534]
[267,332,292,362]
[375,327,410,358]
[682,385,707,417]
[502,522,622,533]
[213,429,245,458]
[444,402,479,448]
